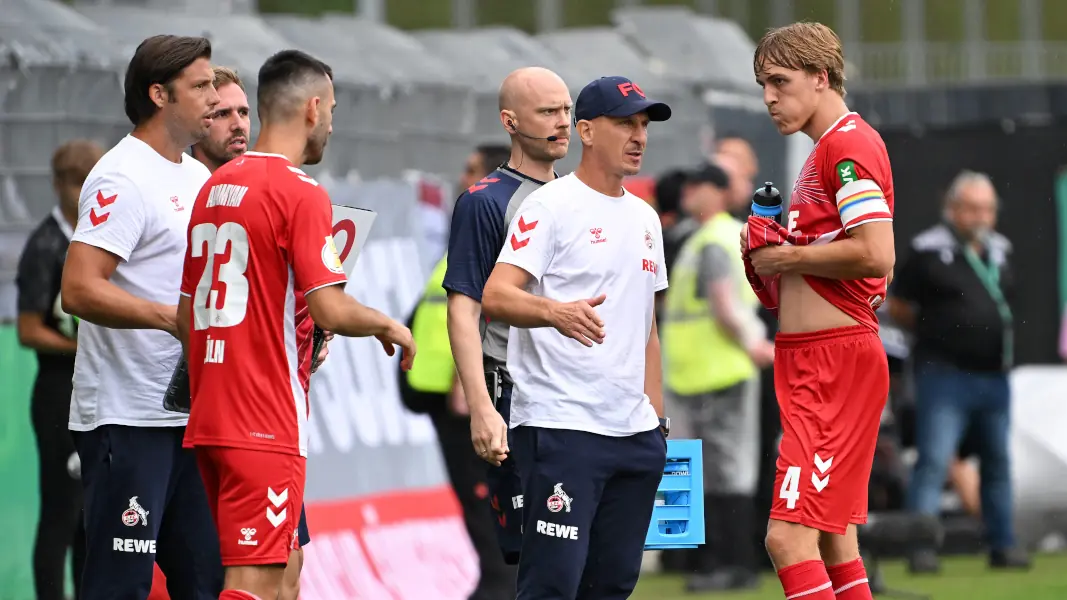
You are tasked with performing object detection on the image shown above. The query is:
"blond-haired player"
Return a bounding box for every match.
[743,22,896,600]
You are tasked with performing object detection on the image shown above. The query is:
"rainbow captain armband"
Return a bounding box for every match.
[645,439,705,550]
[836,179,892,230]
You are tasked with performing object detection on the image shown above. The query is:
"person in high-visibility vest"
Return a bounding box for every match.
[405,254,455,396]
[662,161,775,593]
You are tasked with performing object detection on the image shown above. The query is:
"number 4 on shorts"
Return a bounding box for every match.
[779,466,801,510]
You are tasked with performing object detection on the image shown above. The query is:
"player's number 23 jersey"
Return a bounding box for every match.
[180,152,347,457]
[788,112,894,331]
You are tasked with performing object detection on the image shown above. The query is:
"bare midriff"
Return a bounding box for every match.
[777,273,858,334]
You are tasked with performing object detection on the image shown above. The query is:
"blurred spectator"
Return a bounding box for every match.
[459,144,512,194]
[713,136,780,569]
[662,163,773,592]
[16,139,104,600]
[716,134,758,177]
[714,135,760,218]
[888,170,1031,573]
[398,144,517,600]
[656,169,699,276]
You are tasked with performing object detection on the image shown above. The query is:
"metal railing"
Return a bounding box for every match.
[852,42,1067,86]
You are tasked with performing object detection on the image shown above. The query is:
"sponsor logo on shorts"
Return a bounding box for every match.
[121,496,149,527]
[239,527,258,546]
[267,487,289,528]
[536,519,579,540]
[546,483,572,513]
[113,538,157,554]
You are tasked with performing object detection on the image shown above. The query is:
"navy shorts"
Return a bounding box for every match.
[298,504,311,547]
[512,426,666,600]
[486,382,523,565]
[73,425,222,600]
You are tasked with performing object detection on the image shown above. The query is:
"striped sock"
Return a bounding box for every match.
[777,559,836,599]
[827,558,873,599]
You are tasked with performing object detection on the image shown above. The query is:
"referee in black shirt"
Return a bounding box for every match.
[888,169,1030,573]
[16,139,103,600]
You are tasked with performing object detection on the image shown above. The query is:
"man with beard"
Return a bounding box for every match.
[190,67,250,171]
[189,65,320,600]
[443,67,571,576]
[60,34,223,600]
[177,49,414,600]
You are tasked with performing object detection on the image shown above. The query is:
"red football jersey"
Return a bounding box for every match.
[785,112,895,332]
[180,152,347,457]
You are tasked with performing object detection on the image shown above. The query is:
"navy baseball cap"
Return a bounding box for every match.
[574,76,672,123]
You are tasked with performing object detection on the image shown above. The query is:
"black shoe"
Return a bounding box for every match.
[989,547,1032,570]
[907,548,941,574]
[685,569,760,593]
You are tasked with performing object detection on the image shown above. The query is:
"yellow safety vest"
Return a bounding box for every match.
[406,255,455,394]
[663,213,758,395]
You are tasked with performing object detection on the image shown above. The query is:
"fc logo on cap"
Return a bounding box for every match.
[617,82,646,98]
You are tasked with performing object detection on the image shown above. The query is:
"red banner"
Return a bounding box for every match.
[147,486,476,600]
[300,486,478,600]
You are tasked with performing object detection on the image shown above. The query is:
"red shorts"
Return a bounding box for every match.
[196,446,306,567]
[770,325,888,535]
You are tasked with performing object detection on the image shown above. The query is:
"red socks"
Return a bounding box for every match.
[827,558,873,599]
[219,591,262,600]
[777,560,835,599]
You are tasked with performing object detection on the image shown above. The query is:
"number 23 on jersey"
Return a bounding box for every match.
[191,222,250,331]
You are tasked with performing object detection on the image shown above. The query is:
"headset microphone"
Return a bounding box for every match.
[508,120,559,142]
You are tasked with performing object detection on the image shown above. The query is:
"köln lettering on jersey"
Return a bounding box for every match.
[204,337,225,364]
[642,259,658,275]
[205,184,249,208]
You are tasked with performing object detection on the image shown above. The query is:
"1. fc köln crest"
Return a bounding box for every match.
[546,483,573,513]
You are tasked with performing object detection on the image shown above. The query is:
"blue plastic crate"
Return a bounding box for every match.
[644,439,705,550]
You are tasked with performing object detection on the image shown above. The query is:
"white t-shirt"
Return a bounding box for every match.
[69,135,211,431]
[497,173,668,437]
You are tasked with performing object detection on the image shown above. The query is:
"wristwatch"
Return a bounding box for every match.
[659,417,670,437]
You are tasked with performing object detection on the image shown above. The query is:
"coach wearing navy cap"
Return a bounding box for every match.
[482,76,672,599]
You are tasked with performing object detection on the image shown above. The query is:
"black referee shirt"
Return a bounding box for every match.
[16,208,76,372]
[891,223,1014,373]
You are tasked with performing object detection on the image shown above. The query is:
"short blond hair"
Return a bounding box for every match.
[754,22,847,97]
[212,66,244,91]
[51,139,104,186]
